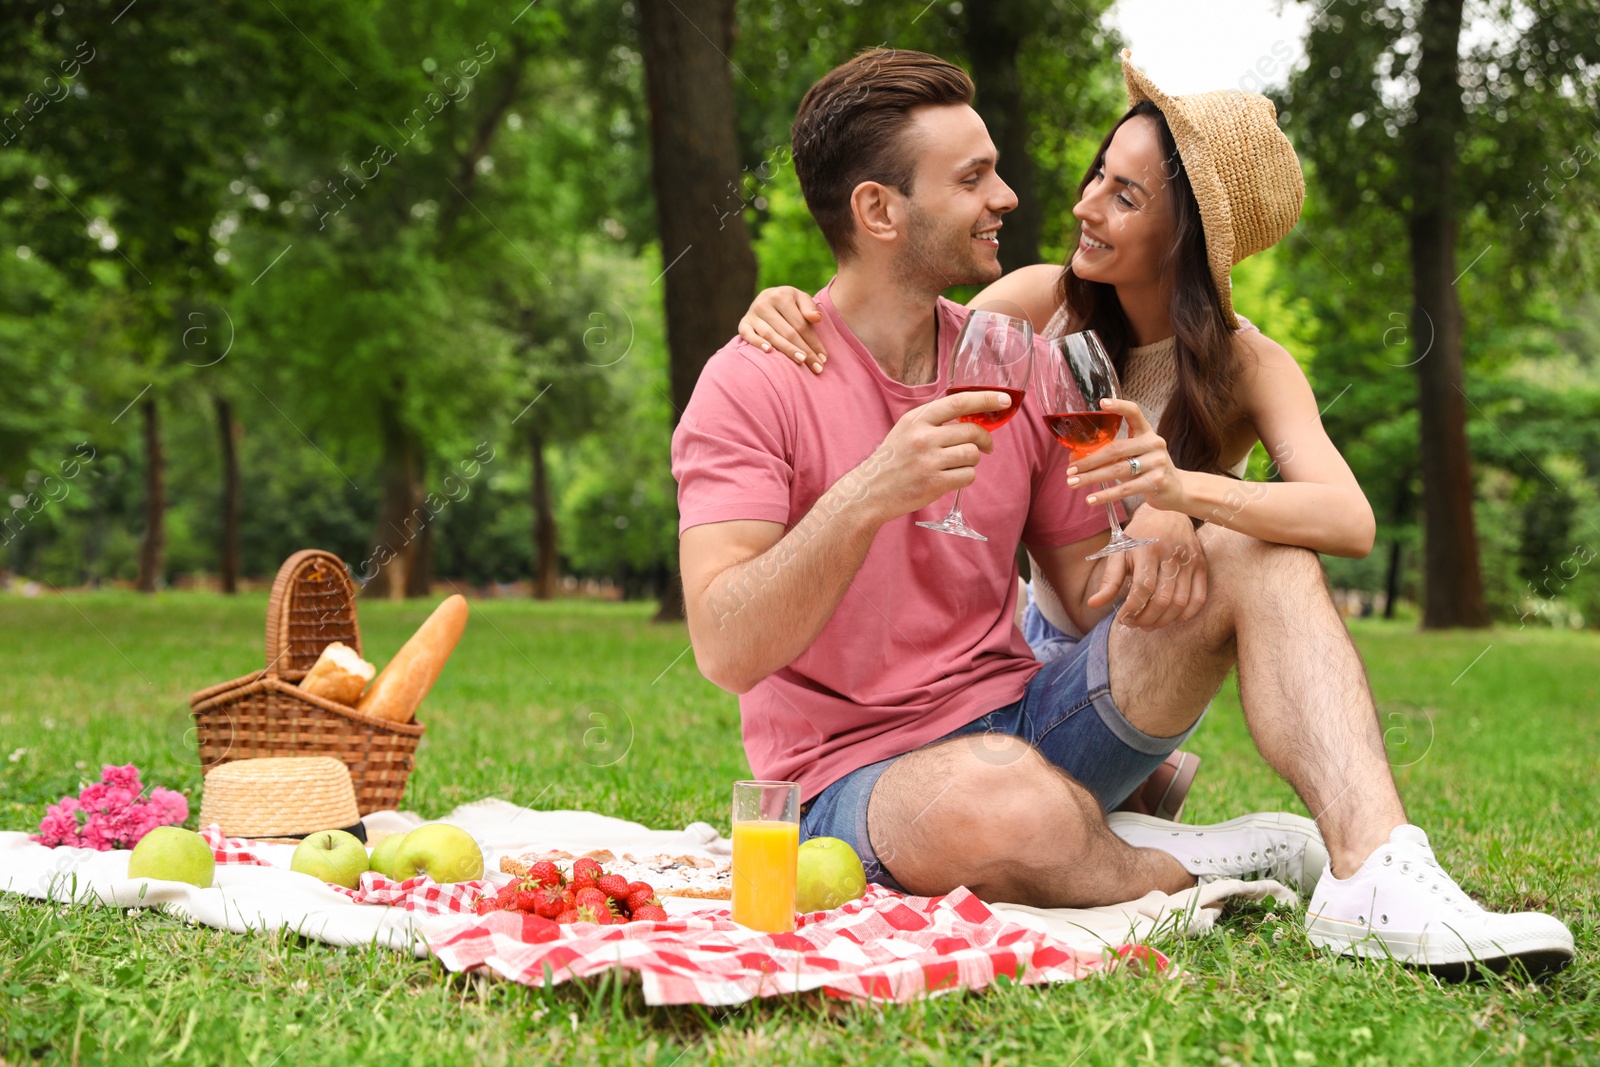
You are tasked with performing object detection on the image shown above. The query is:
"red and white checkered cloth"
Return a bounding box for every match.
[201,825,275,868]
[198,825,1169,1003]
[427,884,1169,1005]
[200,825,490,915]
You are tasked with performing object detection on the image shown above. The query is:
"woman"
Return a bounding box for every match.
[736,53,1376,818]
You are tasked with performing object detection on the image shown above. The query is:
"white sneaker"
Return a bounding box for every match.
[1305,825,1575,976]
[1108,811,1329,893]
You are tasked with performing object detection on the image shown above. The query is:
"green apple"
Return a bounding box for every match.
[392,823,483,883]
[290,829,370,889]
[127,826,215,889]
[795,836,867,914]
[368,831,410,881]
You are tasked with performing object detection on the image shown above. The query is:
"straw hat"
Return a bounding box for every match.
[1120,50,1305,328]
[198,757,365,842]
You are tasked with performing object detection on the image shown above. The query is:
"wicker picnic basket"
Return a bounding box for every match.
[188,550,424,814]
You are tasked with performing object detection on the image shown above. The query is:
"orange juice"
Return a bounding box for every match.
[731,819,800,932]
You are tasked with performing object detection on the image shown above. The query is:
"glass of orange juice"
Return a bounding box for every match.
[730,780,801,933]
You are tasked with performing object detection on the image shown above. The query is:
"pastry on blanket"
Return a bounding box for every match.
[501,851,733,900]
[299,642,375,706]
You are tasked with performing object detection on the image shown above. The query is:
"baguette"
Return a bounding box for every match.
[356,594,469,723]
[299,642,375,706]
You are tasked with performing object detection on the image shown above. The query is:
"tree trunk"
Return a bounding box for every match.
[215,394,241,594]
[528,422,559,600]
[1383,539,1404,620]
[639,0,758,622]
[406,520,433,598]
[364,402,428,601]
[966,0,1041,274]
[136,395,165,592]
[1382,476,1411,620]
[1407,0,1489,629]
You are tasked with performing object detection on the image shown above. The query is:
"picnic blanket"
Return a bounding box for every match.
[0,797,1296,1005]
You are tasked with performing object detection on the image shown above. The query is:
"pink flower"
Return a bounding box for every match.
[31,764,190,851]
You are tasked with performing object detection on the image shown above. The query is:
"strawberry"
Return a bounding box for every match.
[555,908,580,924]
[597,874,631,901]
[627,881,654,897]
[571,857,604,884]
[516,890,542,913]
[632,904,669,922]
[624,889,656,914]
[472,896,497,916]
[527,861,564,889]
[575,903,610,925]
[494,884,520,910]
[532,887,565,919]
[574,887,610,913]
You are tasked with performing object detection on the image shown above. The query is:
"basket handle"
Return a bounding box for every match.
[264,549,362,675]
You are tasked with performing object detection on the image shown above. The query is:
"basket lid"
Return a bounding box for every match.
[265,550,361,674]
[198,757,363,840]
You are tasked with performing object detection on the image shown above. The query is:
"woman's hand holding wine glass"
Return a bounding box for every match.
[1066,398,1190,514]
[1035,330,1157,560]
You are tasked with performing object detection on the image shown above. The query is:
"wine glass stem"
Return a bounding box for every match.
[946,488,967,525]
[1101,478,1129,543]
[1103,501,1127,543]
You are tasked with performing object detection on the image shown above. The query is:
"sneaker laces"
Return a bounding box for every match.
[1191,833,1301,882]
[1375,839,1483,920]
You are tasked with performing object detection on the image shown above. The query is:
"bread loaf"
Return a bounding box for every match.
[299,642,375,706]
[356,594,469,723]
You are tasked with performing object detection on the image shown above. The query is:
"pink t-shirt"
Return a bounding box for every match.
[671,283,1108,800]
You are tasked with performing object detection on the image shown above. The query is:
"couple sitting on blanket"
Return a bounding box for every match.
[670,48,1574,974]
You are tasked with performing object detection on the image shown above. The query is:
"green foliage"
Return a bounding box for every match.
[1272,0,1600,622]
[2,0,1599,628]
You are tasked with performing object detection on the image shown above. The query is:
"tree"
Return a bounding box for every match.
[1279,0,1600,628]
[638,0,760,619]
[0,0,369,590]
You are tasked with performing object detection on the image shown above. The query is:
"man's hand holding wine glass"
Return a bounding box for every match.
[854,389,1011,523]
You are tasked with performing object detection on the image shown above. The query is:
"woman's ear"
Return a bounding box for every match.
[849,181,900,247]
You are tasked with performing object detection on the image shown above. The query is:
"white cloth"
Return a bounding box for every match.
[0,799,1293,959]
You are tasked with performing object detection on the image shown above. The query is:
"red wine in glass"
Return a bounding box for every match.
[1043,410,1121,453]
[949,385,1026,431]
[916,309,1035,542]
[1036,331,1157,560]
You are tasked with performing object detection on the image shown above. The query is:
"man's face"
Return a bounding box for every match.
[888,104,1017,291]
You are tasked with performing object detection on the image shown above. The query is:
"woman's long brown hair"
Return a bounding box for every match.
[1056,101,1238,477]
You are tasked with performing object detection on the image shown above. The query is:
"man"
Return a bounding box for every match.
[670,48,1573,974]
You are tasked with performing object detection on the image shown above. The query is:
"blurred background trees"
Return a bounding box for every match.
[1,0,1597,630]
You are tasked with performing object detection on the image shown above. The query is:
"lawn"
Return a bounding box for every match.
[1,592,1597,1066]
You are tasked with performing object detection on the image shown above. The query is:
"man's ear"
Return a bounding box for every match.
[849,181,901,248]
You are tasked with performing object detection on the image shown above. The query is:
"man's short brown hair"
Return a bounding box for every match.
[790,49,975,260]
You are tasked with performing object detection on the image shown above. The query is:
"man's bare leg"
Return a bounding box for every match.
[1109,527,1406,877]
[864,734,1197,907]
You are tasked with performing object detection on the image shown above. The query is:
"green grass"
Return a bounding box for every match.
[1,593,1597,1066]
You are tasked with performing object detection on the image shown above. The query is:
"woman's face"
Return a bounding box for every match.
[1070,116,1177,292]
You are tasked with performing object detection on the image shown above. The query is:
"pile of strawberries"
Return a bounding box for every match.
[473,856,669,924]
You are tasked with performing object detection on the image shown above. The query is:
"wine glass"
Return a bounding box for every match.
[916,309,1035,542]
[1036,329,1157,560]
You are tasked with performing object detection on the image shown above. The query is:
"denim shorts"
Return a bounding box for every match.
[798,610,1202,892]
